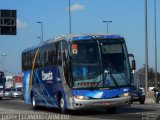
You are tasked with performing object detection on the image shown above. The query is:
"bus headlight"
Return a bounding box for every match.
[74,95,89,100]
[120,93,130,97]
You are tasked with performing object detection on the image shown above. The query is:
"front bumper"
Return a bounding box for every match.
[71,96,131,110]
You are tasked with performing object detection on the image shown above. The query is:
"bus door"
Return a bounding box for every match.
[61,40,72,104]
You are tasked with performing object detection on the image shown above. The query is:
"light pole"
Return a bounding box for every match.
[0,58,2,71]
[69,0,72,34]
[154,0,158,88]
[144,0,148,93]
[102,20,112,33]
[1,54,7,73]
[37,22,44,44]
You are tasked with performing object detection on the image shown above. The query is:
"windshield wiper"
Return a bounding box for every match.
[109,72,120,88]
[104,70,119,88]
[119,73,130,85]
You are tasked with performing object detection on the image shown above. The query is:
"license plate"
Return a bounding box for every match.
[93,101,111,105]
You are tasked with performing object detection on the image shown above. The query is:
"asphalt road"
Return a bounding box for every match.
[0,98,160,120]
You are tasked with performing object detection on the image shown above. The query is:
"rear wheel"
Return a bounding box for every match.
[31,94,37,109]
[0,97,2,100]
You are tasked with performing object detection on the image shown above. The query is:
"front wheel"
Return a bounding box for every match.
[106,107,117,114]
[58,96,66,114]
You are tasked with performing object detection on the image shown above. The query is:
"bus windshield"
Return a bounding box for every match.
[100,40,130,88]
[71,40,131,89]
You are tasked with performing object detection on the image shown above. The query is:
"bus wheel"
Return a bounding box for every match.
[0,97,2,100]
[58,96,66,114]
[106,107,117,114]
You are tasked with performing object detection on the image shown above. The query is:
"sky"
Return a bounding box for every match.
[0,0,160,75]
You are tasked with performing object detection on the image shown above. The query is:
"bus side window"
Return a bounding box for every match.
[35,52,41,68]
[44,49,47,66]
[44,47,52,67]
[56,42,62,66]
[52,44,56,65]
[22,54,25,70]
[39,51,42,68]
[47,47,54,66]
[26,53,30,70]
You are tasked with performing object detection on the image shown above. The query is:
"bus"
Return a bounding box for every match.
[22,34,136,113]
[0,71,6,100]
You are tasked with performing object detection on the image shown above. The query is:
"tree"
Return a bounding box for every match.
[135,67,160,87]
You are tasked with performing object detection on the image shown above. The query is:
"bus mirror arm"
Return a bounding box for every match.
[128,54,134,59]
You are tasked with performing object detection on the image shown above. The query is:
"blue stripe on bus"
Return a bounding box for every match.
[22,71,31,104]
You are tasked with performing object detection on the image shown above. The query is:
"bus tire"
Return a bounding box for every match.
[106,107,117,114]
[58,94,66,114]
[0,97,2,100]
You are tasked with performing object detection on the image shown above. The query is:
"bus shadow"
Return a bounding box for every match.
[1,97,22,101]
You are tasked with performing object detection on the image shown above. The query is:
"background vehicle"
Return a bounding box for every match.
[22,34,136,113]
[13,75,22,88]
[155,91,160,103]
[4,88,12,98]
[0,71,6,100]
[131,88,145,104]
[11,87,23,98]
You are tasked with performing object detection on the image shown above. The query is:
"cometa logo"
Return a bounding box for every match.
[42,71,53,81]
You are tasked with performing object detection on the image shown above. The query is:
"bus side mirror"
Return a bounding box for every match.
[131,60,136,70]
[128,54,136,70]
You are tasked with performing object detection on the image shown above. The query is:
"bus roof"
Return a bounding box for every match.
[22,34,124,53]
[56,34,123,41]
